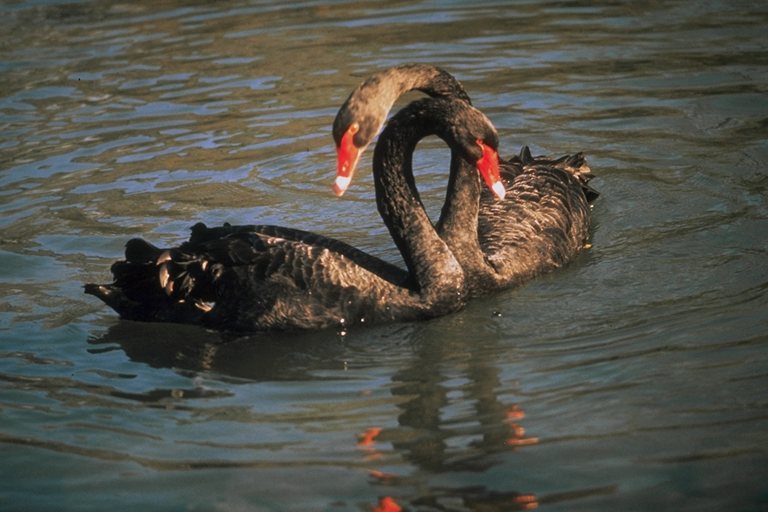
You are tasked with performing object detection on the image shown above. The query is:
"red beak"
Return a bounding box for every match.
[334,123,361,197]
[476,140,505,200]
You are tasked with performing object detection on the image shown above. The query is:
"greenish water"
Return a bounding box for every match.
[1,1,767,510]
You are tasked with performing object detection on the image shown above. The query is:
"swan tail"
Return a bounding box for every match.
[84,283,149,320]
[85,237,215,323]
[513,146,599,202]
[552,152,599,202]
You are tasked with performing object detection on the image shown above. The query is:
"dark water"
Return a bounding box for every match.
[2,1,767,510]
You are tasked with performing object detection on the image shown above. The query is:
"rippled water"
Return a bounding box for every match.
[2,1,767,510]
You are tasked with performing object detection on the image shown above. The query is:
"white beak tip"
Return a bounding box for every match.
[333,175,351,197]
[492,181,506,200]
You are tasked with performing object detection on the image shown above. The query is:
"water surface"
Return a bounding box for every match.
[1,1,767,511]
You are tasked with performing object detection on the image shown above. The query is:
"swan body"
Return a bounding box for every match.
[448,147,596,293]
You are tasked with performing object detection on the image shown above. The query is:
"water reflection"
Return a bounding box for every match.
[88,320,347,381]
[408,488,540,512]
[390,340,536,472]
[373,330,544,510]
[90,319,549,509]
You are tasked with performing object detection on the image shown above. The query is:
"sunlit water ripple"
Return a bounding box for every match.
[1,1,767,511]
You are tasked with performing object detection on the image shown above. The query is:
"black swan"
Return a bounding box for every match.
[85,97,503,331]
[332,64,598,295]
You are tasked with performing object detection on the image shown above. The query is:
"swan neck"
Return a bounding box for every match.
[373,119,464,299]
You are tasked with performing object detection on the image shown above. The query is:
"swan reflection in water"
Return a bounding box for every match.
[88,321,555,510]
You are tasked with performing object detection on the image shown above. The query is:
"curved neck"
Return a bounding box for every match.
[438,150,482,240]
[336,65,471,147]
[362,64,471,108]
[436,155,492,289]
[373,115,465,300]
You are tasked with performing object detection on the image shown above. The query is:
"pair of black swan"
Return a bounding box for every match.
[85,64,597,331]
[334,64,597,296]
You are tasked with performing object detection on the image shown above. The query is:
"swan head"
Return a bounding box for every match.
[449,103,505,201]
[332,100,384,196]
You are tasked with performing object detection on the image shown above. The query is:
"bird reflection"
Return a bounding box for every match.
[87,320,347,381]
[387,327,539,473]
[357,321,541,511]
[88,319,541,510]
